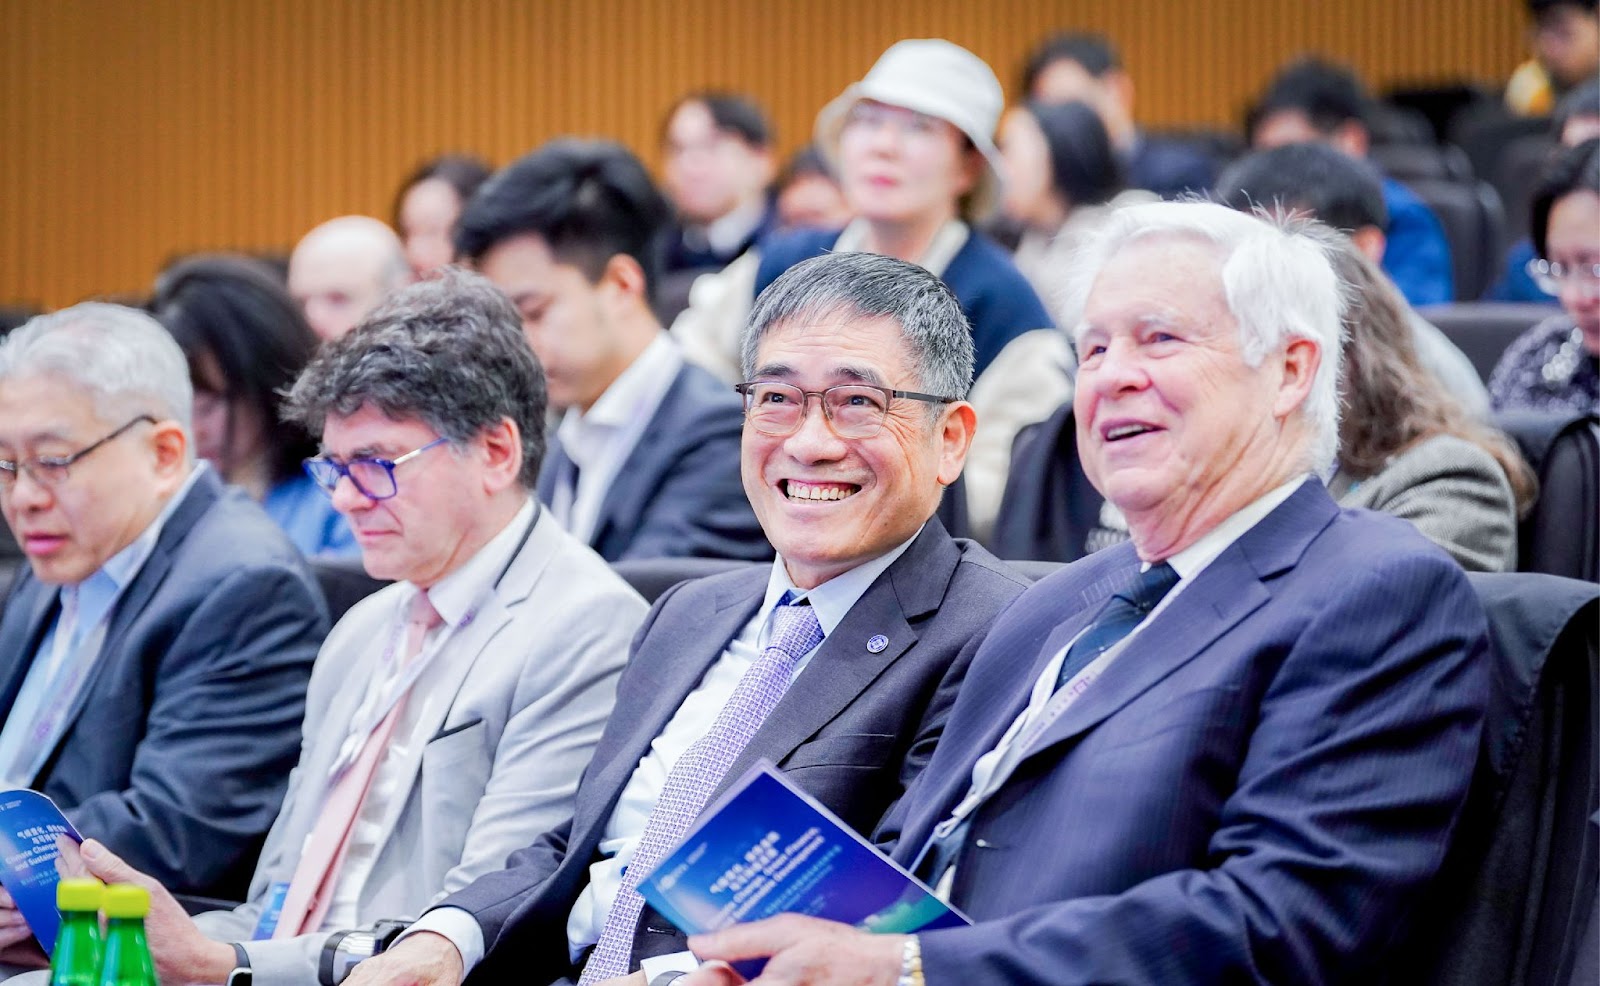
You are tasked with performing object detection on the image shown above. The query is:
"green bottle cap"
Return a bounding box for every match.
[55,878,103,912]
[100,883,149,919]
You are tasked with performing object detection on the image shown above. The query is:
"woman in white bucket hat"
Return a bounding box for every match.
[672,39,1071,541]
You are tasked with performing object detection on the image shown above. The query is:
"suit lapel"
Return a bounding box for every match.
[570,576,761,852]
[1018,481,1339,765]
[0,579,59,715]
[586,366,687,553]
[713,522,961,800]
[39,472,220,768]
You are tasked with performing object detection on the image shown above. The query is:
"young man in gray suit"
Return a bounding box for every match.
[458,139,770,564]
[68,271,648,986]
[347,252,1032,986]
[0,304,325,933]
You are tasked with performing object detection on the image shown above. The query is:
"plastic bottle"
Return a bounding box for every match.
[49,878,103,986]
[96,884,156,986]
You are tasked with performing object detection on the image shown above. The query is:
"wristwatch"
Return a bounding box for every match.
[226,942,253,986]
[648,974,690,986]
[897,935,924,986]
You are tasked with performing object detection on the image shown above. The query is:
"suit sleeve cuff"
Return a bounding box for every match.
[399,907,484,976]
[639,951,701,979]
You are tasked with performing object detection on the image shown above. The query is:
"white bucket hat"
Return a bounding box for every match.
[814,39,1006,222]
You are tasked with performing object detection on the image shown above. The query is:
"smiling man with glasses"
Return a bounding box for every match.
[0,303,326,962]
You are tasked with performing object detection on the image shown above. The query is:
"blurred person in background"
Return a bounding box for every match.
[659,92,778,277]
[1490,138,1600,414]
[1507,0,1600,116]
[393,155,493,279]
[773,144,853,233]
[1323,234,1533,572]
[288,216,410,341]
[151,254,358,559]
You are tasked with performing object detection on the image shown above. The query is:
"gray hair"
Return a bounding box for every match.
[1061,200,1347,474]
[740,251,975,402]
[0,303,194,451]
[282,268,549,488]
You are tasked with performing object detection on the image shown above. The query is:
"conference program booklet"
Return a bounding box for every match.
[0,788,81,954]
[633,761,967,976]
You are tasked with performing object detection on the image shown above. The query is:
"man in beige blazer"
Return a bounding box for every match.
[64,270,646,986]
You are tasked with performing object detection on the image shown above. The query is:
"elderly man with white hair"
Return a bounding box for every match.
[0,304,324,953]
[681,202,1491,986]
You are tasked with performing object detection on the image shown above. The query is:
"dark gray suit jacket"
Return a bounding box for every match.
[537,361,770,563]
[0,468,326,898]
[438,518,1029,984]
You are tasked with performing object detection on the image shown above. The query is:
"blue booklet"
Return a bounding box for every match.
[0,789,82,954]
[634,761,967,975]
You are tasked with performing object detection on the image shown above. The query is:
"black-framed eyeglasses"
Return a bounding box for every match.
[735,381,955,439]
[0,415,157,493]
[1526,258,1600,296]
[303,437,449,501]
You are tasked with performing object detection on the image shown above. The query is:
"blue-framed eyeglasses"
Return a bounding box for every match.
[303,437,449,500]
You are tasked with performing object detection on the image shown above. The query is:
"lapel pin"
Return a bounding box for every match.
[866,634,888,653]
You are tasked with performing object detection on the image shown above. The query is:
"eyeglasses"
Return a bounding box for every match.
[735,382,955,439]
[0,415,157,493]
[1526,258,1600,295]
[303,437,449,501]
[842,101,945,139]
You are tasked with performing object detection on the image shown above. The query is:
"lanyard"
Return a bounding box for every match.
[324,507,539,781]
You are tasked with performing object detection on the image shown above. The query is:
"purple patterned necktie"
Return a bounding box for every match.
[578,593,824,983]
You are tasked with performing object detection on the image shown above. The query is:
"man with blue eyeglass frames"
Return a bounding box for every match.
[59,269,646,986]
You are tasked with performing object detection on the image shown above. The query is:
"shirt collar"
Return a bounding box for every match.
[555,334,684,465]
[415,496,536,628]
[1158,474,1310,581]
[696,199,769,256]
[760,529,921,640]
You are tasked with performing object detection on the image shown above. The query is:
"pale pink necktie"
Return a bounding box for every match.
[273,591,442,939]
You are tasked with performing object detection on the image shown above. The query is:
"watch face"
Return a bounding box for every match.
[226,968,253,986]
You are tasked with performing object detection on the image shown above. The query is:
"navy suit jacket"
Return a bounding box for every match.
[885,482,1489,985]
[438,519,1030,984]
[0,468,326,898]
[538,361,769,563]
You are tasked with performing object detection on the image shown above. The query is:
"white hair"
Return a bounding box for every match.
[0,303,195,453]
[1061,200,1348,474]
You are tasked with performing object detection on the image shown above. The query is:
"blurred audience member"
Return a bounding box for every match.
[392,155,493,279]
[64,270,646,986]
[660,92,777,275]
[1486,79,1599,302]
[151,254,357,559]
[1249,57,1456,306]
[288,216,409,341]
[1022,31,1218,199]
[998,100,1153,326]
[0,304,323,916]
[1214,142,1490,417]
[1490,139,1600,414]
[1507,0,1600,116]
[458,140,768,562]
[773,144,852,232]
[675,40,1058,539]
[1324,234,1532,571]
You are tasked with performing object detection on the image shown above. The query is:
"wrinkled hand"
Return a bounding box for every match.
[681,916,903,986]
[341,932,464,986]
[72,838,236,986]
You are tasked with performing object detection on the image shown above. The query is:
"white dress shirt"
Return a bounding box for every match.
[405,533,920,977]
[682,199,769,258]
[318,498,536,929]
[550,334,683,544]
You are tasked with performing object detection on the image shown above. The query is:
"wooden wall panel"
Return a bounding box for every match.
[2,0,1526,310]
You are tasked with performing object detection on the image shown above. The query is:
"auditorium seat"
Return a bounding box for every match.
[1494,133,1558,250]
[611,557,755,604]
[990,402,1109,564]
[1370,141,1474,182]
[1393,571,1598,986]
[1452,108,1551,187]
[1403,177,1507,301]
[309,557,390,623]
[1419,302,1557,382]
[1498,411,1600,583]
